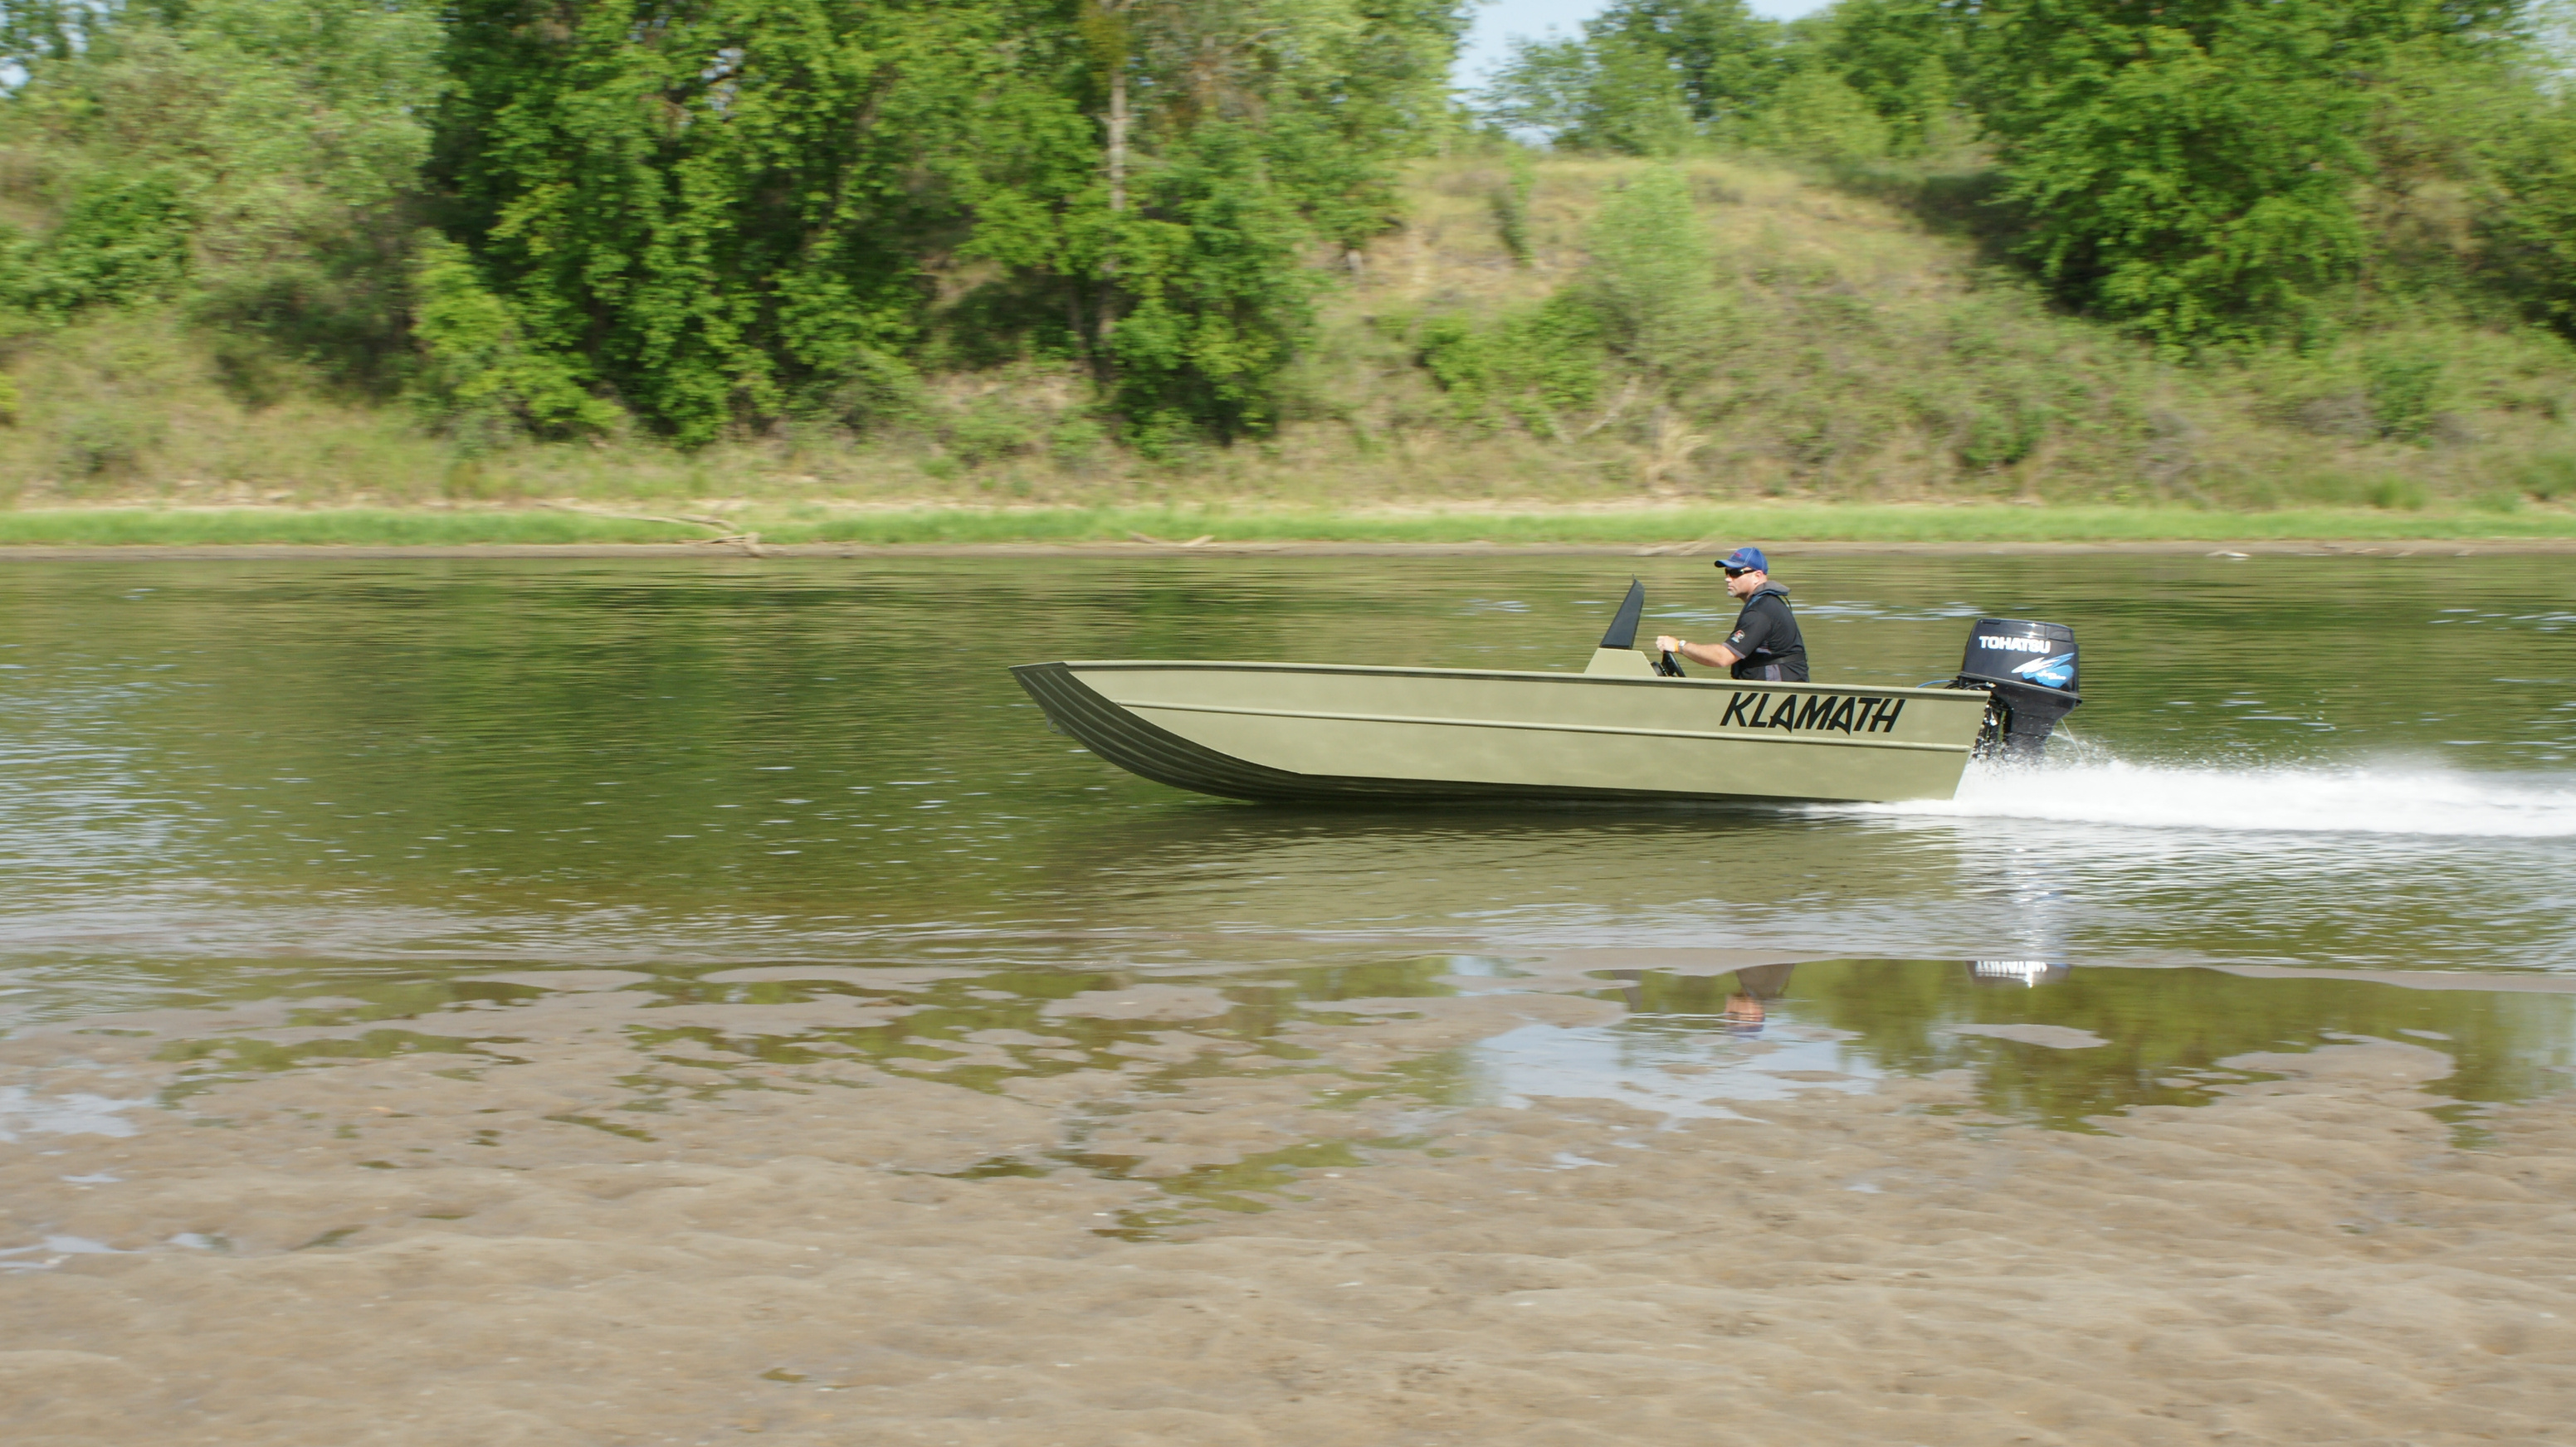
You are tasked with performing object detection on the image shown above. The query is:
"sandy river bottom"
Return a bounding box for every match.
[3,964,2573,1446]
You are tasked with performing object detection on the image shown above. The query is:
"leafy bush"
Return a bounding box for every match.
[6,173,193,319]
[1969,0,2413,346]
[2363,347,2446,441]
[1749,69,1890,163]
[1583,168,1729,387]
[1105,124,1319,446]
[945,399,1043,466]
[2515,451,2576,501]
[2479,97,2576,340]
[1956,397,2053,471]
[2367,475,2431,510]
[0,0,446,358]
[1417,295,1609,436]
[52,407,163,481]
[406,239,620,448]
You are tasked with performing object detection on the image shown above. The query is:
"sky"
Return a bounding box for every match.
[1456,0,1832,87]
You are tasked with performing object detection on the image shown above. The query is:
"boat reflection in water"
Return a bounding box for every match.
[1969,958,2073,988]
[1471,955,2574,1132]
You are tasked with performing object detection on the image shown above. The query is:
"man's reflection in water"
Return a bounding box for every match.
[1722,962,1797,1036]
[1601,962,1800,1035]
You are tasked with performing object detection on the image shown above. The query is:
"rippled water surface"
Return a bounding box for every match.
[2,552,2572,1119]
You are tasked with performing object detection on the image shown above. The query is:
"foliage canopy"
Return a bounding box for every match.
[1480,0,2576,350]
[1,0,1466,446]
[2,0,2575,469]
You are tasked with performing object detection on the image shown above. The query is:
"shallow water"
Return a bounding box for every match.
[1,553,2572,1150]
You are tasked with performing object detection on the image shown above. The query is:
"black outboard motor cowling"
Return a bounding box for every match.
[1955,618,2080,758]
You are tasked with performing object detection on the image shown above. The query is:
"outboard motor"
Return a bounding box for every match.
[1954,618,2081,759]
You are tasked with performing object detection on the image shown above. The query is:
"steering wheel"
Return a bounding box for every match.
[1653,650,1686,678]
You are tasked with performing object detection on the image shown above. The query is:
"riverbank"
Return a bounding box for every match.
[2,502,2574,553]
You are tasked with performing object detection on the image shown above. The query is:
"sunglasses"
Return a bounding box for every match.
[1723,567,1750,577]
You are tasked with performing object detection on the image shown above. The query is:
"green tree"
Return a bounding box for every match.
[2481,93,2576,335]
[1481,0,1780,153]
[2,172,193,319]
[429,0,1464,447]
[2471,7,2576,335]
[1085,0,1466,441]
[1971,0,2521,346]
[1749,65,1892,163]
[1587,0,1784,129]
[428,0,1032,446]
[1105,122,1317,446]
[0,0,446,369]
[407,237,623,446]
[1801,0,1977,157]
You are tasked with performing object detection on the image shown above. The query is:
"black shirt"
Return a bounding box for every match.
[1724,583,1808,682]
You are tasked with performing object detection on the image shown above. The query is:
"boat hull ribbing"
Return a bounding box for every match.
[1011,660,1986,806]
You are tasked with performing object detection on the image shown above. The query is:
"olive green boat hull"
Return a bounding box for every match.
[1012,660,1987,805]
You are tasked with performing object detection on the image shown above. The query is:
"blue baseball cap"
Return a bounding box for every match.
[1715,547,1769,573]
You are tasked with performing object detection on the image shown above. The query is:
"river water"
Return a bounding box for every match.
[2,552,2573,1150]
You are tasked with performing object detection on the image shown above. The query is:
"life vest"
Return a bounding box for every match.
[1726,583,1808,682]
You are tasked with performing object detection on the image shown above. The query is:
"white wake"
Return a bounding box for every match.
[1841,758,2576,839]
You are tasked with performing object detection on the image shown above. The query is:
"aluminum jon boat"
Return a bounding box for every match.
[1011,581,2081,806]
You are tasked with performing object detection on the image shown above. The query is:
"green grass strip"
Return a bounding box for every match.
[783,504,2576,544]
[0,509,704,546]
[1,503,2570,548]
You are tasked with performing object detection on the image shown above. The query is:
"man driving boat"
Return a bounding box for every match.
[1654,547,1808,682]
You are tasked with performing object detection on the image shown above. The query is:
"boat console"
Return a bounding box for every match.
[1592,578,2084,760]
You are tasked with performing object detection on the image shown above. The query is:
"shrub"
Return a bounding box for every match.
[53,407,163,481]
[1751,71,1891,163]
[945,399,1042,466]
[1490,150,1536,266]
[8,173,193,319]
[1105,124,1320,446]
[1583,168,1729,388]
[1957,397,2053,470]
[406,239,620,450]
[1416,294,1609,437]
[2515,451,2576,501]
[2366,475,2430,510]
[2363,347,2445,441]
[1048,416,1111,469]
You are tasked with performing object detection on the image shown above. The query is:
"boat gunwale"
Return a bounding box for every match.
[1007,660,1978,803]
[1118,699,1970,753]
[1045,659,1977,700]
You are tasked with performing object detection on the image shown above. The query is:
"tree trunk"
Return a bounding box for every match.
[1107,65,1129,214]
